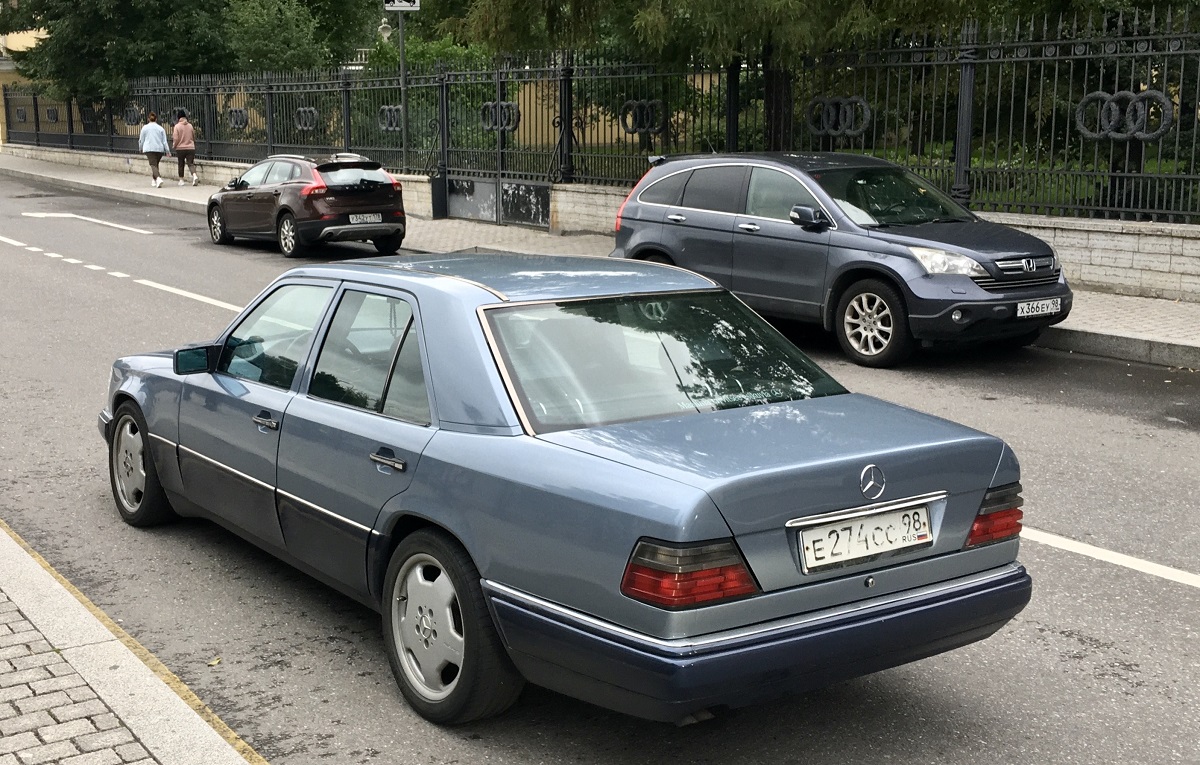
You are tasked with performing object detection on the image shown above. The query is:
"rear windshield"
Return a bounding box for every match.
[485,291,846,433]
[317,164,392,186]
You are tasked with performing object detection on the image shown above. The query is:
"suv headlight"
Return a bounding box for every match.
[909,246,988,277]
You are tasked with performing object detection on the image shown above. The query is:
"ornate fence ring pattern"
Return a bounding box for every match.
[294,107,319,132]
[14,107,27,123]
[228,108,249,130]
[45,107,59,124]
[806,96,871,138]
[480,101,520,132]
[618,99,666,136]
[1075,90,1173,142]
[378,105,404,132]
[123,105,143,126]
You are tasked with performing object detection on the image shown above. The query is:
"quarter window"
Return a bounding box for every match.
[680,166,745,214]
[266,161,297,184]
[239,162,273,188]
[746,168,820,221]
[638,171,689,206]
[218,284,333,389]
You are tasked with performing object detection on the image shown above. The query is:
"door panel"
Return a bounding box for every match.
[663,165,747,288]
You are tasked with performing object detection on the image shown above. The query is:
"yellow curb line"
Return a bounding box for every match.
[0,518,269,765]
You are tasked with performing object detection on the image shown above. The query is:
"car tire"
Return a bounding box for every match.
[382,529,524,724]
[373,233,405,255]
[108,402,176,527]
[643,253,675,265]
[277,213,306,258]
[208,205,234,245]
[835,279,914,368]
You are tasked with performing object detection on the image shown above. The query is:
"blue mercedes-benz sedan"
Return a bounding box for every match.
[99,252,1031,725]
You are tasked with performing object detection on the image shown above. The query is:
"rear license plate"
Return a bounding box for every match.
[349,213,382,224]
[1016,297,1061,318]
[800,506,932,572]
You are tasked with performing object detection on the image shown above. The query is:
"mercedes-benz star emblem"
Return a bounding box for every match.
[860,464,886,500]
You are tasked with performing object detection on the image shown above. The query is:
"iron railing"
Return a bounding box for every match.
[4,9,1198,223]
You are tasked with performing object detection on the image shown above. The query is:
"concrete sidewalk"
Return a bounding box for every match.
[2,147,1198,370]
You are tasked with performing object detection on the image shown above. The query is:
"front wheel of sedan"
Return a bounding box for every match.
[277,213,306,258]
[208,205,233,245]
[835,279,914,368]
[382,530,524,724]
[108,402,175,527]
[373,233,405,255]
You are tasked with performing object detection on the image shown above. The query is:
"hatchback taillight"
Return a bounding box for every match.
[620,539,758,608]
[301,170,328,198]
[387,172,403,192]
[965,483,1024,548]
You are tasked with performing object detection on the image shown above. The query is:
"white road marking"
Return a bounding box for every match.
[85,265,106,271]
[108,272,130,278]
[45,253,63,259]
[0,235,27,247]
[1024,527,1200,590]
[63,258,83,264]
[26,247,42,252]
[21,212,153,235]
[134,280,241,312]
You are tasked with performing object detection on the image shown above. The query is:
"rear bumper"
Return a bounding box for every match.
[485,563,1031,723]
[98,409,112,441]
[298,221,405,243]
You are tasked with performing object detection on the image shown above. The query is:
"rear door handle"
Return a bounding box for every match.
[251,411,279,431]
[666,214,687,223]
[370,450,407,472]
[738,223,761,232]
[272,190,281,197]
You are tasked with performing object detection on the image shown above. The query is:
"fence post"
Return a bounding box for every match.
[557,59,574,183]
[952,20,978,205]
[341,73,352,152]
[205,87,215,160]
[31,91,40,147]
[430,72,449,219]
[725,58,741,152]
[105,99,114,152]
[66,96,75,150]
[265,84,275,156]
[1,87,9,143]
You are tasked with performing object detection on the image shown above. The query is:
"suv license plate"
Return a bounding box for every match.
[1017,298,1061,318]
[799,505,932,572]
[349,213,382,224]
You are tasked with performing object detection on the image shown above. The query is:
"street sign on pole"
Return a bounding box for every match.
[384,0,419,10]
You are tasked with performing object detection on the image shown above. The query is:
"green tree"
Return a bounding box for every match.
[223,0,323,71]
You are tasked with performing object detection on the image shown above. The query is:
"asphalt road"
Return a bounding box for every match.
[1,177,1197,765]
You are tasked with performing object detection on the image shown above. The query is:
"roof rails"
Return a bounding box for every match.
[648,155,667,165]
[267,153,311,161]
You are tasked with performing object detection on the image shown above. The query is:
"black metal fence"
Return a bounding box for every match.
[4,9,1198,225]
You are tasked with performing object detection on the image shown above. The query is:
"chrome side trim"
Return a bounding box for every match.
[276,489,372,534]
[486,563,1022,651]
[177,445,274,492]
[785,491,948,529]
[148,432,177,448]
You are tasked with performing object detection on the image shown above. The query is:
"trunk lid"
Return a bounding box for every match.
[315,161,403,213]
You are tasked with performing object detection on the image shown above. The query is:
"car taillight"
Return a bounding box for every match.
[301,170,327,198]
[387,172,403,192]
[965,482,1024,548]
[614,186,636,232]
[621,539,758,608]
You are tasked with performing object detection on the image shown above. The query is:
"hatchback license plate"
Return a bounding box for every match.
[800,506,932,572]
[349,213,382,224]
[1016,298,1061,318]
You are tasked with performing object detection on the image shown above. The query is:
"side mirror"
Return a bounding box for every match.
[228,178,242,189]
[789,205,830,229]
[174,345,219,375]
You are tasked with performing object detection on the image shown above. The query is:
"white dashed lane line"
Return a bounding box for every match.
[0,235,27,247]
[133,280,241,312]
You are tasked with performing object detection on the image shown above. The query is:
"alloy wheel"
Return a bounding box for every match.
[843,292,894,357]
[111,416,146,512]
[391,553,465,702]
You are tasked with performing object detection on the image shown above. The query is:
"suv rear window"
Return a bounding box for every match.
[680,166,745,213]
[317,164,392,187]
[638,170,689,206]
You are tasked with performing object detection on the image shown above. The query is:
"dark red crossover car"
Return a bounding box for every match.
[207,153,406,257]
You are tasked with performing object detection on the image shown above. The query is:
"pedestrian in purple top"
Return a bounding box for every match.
[172,114,199,186]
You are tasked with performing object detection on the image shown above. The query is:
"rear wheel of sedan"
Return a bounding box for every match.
[108,402,175,527]
[208,205,233,245]
[277,213,305,258]
[382,529,524,724]
[835,279,914,368]
[373,233,405,255]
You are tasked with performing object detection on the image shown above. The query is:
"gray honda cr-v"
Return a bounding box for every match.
[610,153,1073,367]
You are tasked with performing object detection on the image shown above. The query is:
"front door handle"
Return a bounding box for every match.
[738,223,761,232]
[272,190,281,197]
[666,214,687,223]
[370,451,407,472]
[251,412,279,430]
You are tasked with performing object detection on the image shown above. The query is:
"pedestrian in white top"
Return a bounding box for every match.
[138,112,170,188]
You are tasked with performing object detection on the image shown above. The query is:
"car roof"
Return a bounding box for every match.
[282,251,719,304]
[650,151,898,174]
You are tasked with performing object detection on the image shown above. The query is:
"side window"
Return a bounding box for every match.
[746,168,821,221]
[638,171,690,206]
[382,328,432,425]
[266,161,295,185]
[309,291,425,420]
[240,162,272,188]
[219,284,333,389]
[680,166,745,214]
